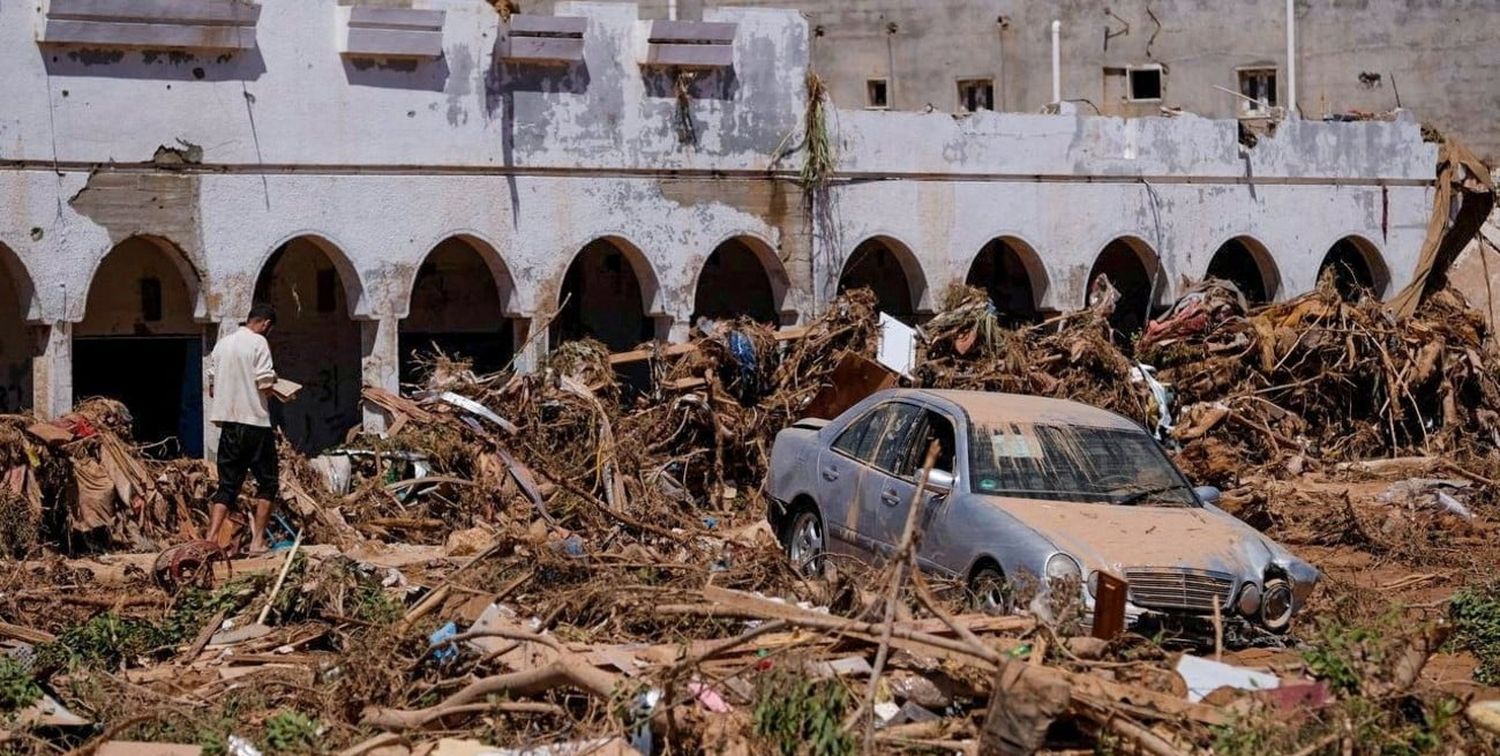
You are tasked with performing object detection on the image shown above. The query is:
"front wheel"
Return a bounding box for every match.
[968,566,1015,615]
[783,507,825,577]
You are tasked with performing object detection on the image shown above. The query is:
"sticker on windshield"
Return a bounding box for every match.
[990,432,1038,459]
[978,478,999,491]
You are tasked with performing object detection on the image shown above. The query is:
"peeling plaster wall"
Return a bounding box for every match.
[0,0,1440,438]
[687,0,1500,164]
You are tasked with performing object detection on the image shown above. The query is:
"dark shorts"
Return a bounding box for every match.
[212,422,280,506]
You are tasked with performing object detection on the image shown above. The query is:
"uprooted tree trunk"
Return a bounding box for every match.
[360,659,620,730]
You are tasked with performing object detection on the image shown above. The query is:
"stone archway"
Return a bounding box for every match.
[552,237,662,352]
[74,236,204,455]
[966,236,1049,324]
[0,244,32,413]
[253,236,362,454]
[1206,236,1280,304]
[1088,236,1166,343]
[401,236,516,383]
[839,236,926,325]
[692,237,789,326]
[1320,235,1391,301]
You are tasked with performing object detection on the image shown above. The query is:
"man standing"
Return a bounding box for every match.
[206,303,280,555]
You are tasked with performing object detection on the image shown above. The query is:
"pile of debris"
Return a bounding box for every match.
[2,282,1500,753]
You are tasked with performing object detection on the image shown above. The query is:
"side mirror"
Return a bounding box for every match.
[924,469,956,494]
[1193,485,1222,506]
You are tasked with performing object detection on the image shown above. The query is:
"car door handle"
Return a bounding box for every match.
[821,466,840,481]
[881,489,901,506]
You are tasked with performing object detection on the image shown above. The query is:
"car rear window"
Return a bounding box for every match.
[967,422,1196,506]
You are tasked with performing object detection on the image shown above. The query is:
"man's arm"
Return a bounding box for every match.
[254,339,278,397]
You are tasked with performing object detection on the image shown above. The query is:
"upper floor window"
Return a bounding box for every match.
[1127,65,1163,102]
[957,78,994,113]
[1237,67,1278,116]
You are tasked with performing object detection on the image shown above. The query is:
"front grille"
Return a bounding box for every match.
[1124,568,1235,612]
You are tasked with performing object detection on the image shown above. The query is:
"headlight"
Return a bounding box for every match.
[1045,553,1082,584]
[1087,571,1100,598]
[1261,578,1294,632]
[1236,582,1262,616]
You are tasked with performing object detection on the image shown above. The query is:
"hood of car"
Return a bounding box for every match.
[984,497,1275,576]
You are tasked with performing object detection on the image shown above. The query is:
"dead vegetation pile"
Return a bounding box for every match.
[2,283,1500,753]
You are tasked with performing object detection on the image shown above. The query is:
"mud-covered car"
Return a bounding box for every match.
[766,389,1318,633]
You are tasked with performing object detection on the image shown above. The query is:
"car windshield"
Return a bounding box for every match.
[966,421,1197,506]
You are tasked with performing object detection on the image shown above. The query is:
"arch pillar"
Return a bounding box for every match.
[31,322,72,420]
[361,313,400,434]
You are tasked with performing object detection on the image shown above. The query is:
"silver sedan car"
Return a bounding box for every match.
[766,389,1318,633]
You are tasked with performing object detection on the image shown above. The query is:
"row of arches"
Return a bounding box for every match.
[0,230,1393,456]
[843,232,1389,334]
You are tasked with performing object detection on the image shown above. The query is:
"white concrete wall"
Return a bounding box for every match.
[0,0,1439,446]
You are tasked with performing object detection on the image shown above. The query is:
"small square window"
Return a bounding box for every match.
[139,277,162,322]
[316,267,338,313]
[957,78,994,113]
[1127,66,1163,102]
[866,79,889,109]
[1237,68,1278,115]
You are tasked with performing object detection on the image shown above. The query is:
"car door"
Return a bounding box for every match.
[856,402,927,556]
[874,406,960,561]
[819,403,893,556]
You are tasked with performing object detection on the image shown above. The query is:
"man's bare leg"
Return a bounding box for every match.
[247,498,273,554]
[207,502,230,545]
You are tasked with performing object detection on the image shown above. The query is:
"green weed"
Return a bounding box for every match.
[1448,579,1500,685]
[0,656,41,712]
[262,709,321,753]
[751,667,855,756]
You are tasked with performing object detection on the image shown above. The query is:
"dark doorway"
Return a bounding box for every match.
[74,337,203,456]
[552,239,654,352]
[74,236,202,455]
[254,238,362,454]
[840,238,918,324]
[1319,237,1383,301]
[0,248,30,413]
[401,238,515,384]
[966,238,1042,324]
[1206,238,1273,303]
[1088,238,1160,342]
[693,239,779,325]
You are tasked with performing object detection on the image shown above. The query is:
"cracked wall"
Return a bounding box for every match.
[0,0,1441,448]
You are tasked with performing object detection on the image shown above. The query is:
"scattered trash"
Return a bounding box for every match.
[1,281,1497,753]
[1175,653,1282,703]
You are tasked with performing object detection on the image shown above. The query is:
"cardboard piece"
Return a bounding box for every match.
[876,312,917,378]
[803,351,898,420]
[271,378,303,402]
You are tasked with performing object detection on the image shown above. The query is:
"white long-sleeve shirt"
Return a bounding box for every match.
[208,326,276,427]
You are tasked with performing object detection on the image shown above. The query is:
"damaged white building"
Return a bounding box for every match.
[0,0,1438,456]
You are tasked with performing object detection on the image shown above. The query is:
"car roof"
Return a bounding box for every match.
[907,389,1142,431]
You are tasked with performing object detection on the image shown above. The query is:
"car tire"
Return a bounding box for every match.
[782,505,825,577]
[968,565,1015,616]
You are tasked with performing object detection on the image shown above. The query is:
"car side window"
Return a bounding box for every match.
[869,403,925,473]
[897,410,957,478]
[832,405,887,460]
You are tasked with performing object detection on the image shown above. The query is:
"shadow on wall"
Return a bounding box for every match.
[641,67,738,101]
[343,56,450,92]
[40,46,267,81]
[484,54,592,118]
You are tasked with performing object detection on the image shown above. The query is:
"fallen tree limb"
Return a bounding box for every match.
[359,659,619,729]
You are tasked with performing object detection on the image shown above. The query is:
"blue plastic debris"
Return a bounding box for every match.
[430,621,459,662]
